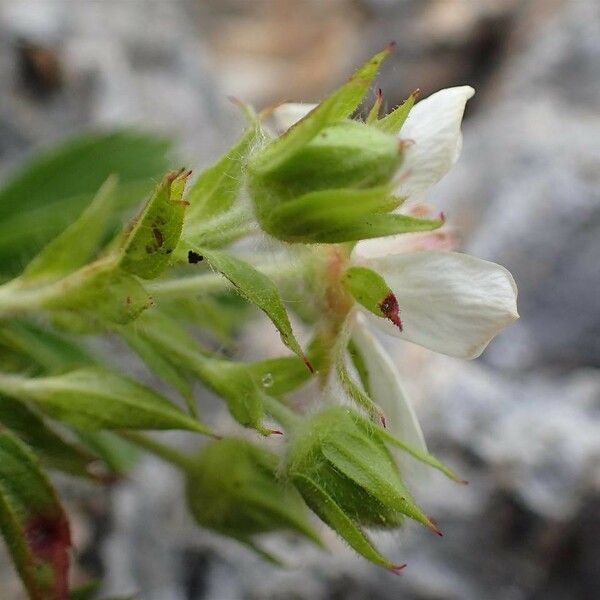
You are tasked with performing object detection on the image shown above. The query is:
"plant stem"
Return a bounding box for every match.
[261,394,302,432]
[147,256,311,299]
[120,431,194,471]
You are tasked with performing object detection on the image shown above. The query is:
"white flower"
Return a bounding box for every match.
[271,85,474,202]
[351,243,519,360]
[274,88,518,471]
[394,86,474,198]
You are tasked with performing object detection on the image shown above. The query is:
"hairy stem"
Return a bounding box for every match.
[120,431,194,471]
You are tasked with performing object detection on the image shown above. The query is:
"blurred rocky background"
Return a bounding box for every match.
[1,0,599,598]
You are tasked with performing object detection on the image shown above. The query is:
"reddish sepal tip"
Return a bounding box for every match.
[269,429,284,436]
[304,357,315,374]
[389,563,407,575]
[379,292,403,332]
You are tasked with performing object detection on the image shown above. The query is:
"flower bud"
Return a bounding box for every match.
[248,122,403,244]
[251,121,400,202]
[185,438,321,561]
[285,406,439,569]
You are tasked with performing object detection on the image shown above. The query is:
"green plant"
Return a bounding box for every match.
[0,47,518,599]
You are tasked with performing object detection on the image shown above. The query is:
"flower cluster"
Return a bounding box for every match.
[0,45,518,596]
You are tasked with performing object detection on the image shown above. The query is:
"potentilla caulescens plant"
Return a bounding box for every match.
[0,45,518,597]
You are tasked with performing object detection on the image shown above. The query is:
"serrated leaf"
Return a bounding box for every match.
[0,368,212,435]
[342,266,402,330]
[117,169,189,279]
[375,90,418,134]
[0,131,173,277]
[0,429,71,600]
[188,246,312,371]
[184,126,258,224]
[0,395,98,480]
[21,176,119,283]
[250,44,394,174]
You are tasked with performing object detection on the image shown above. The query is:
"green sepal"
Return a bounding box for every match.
[341,266,401,329]
[335,357,384,425]
[258,186,401,243]
[188,245,312,371]
[186,438,322,561]
[375,89,418,134]
[291,473,399,570]
[117,168,190,279]
[0,429,71,600]
[184,125,259,225]
[0,368,212,435]
[252,121,400,201]
[250,44,395,174]
[377,426,464,483]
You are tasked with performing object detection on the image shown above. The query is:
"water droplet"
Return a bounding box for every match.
[261,373,274,388]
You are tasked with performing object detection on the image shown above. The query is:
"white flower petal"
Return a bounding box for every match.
[357,251,519,359]
[351,313,429,481]
[271,102,317,133]
[395,86,474,198]
[352,228,457,261]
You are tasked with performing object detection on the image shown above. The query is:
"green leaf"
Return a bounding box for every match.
[188,246,312,371]
[0,368,212,435]
[43,259,153,325]
[0,131,173,276]
[118,310,269,433]
[374,89,418,134]
[0,394,98,480]
[184,126,258,224]
[0,429,71,600]
[21,176,119,283]
[119,319,194,405]
[250,44,394,174]
[117,169,190,279]
[247,355,312,397]
[0,320,93,374]
[341,266,402,330]
[76,431,141,476]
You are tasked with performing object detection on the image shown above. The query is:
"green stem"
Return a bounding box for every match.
[120,431,194,471]
[262,394,302,432]
[147,257,310,299]
[0,280,63,318]
[0,372,29,398]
